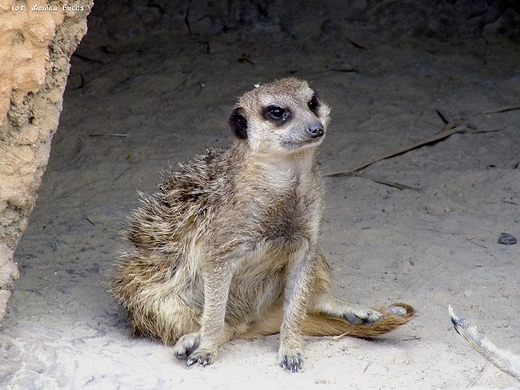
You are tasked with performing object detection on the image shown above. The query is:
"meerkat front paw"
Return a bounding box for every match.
[173,332,200,359]
[344,307,385,326]
[278,349,304,372]
[185,347,217,368]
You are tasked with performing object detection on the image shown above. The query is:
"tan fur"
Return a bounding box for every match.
[111,78,415,371]
[449,305,520,380]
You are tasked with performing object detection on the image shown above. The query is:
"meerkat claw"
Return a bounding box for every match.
[280,352,303,372]
[185,352,213,368]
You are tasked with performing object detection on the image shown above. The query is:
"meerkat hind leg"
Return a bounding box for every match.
[311,295,385,325]
[344,305,384,326]
[303,297,415,338]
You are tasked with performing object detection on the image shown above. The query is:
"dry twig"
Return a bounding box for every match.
[483,105,520,114]
[353,173,420,191]
[325,122,467,179]
[466,363,488,389]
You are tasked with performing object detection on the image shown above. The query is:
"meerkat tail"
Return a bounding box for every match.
[302,303,416,337]
[240,303,415,339]
[449,305,520,381]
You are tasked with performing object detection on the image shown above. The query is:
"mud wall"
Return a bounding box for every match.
[0,0,92,323]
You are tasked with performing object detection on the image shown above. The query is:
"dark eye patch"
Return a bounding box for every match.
[229,107,248,139]
[263,105,290,122]
[308,93,319,113]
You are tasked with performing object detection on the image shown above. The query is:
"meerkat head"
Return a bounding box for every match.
[228,78,331,155]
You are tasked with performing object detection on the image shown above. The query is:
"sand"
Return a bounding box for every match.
[1,19,520,390]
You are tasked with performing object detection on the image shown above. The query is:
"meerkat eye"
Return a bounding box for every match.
[308,94,319,113]
[264,106,289,122]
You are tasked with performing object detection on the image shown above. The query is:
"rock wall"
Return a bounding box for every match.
[0,0,92,324]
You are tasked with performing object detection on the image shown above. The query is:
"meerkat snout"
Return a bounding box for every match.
[307,122,324,138]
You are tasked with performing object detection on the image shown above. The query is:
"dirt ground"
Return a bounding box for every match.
[1,13,520,390]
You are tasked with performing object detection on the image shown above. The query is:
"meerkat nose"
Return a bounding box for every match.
[307,123,324,138]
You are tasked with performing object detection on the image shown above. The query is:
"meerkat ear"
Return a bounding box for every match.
[229,107,248,139]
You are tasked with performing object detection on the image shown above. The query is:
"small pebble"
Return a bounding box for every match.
[497,232,517,245]
[315,378,329,384]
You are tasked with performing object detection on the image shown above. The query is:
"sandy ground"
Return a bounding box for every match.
[1,19,520,390]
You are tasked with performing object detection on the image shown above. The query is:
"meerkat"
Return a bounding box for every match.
[449,305,520,380]
[111,78,416,372]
